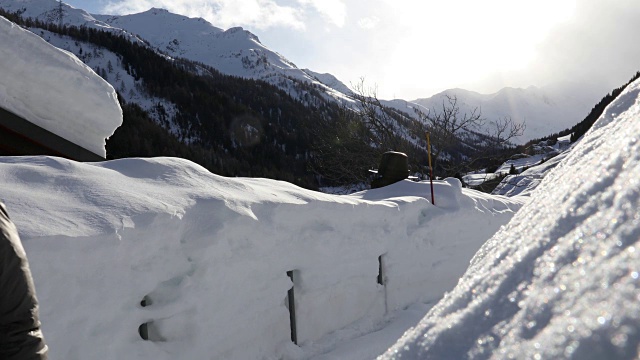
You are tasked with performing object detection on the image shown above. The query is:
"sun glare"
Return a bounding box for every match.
[385,0,576,96]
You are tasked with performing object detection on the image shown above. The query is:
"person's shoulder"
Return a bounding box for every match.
[0,202,19,253]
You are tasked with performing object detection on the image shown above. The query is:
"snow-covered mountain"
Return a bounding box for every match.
[0,0,352,102]
[0,0,145,41]
[0,19,524,358]
[94,10,310,84]
[412,85,600,143]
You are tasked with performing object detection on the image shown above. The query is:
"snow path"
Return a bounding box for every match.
[310,302,434,360]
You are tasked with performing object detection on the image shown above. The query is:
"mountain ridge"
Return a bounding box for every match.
[412,84,599,142]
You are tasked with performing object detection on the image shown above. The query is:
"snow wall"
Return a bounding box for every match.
[0,16,122,157]
[382,79,640,358]
[0,156,522,360]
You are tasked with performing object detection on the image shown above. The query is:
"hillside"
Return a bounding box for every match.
[3,2,640,359]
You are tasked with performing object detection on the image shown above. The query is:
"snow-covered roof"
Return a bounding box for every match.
[0,15,122,157]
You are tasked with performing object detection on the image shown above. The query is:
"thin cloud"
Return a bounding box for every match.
[103,0,306,30]
[297,0,347,27]
[479,0,640,96]
[532,0,640,88]
[358,16,379,30]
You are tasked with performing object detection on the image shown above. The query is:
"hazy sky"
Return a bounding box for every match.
[64,0,640,100]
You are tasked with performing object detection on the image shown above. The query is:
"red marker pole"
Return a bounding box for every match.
[426,132,435,205]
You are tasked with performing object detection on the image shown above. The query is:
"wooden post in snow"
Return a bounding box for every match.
[426,132,435,205]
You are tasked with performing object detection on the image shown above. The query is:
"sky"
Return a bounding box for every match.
[63,0,640,100]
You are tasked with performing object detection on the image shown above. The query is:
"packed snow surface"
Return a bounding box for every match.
[0,154,522,359]
[382,79,640,358]
[0,15,122,157]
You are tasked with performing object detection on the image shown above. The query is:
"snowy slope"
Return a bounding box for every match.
[304,68,354,96]
[94,9,279,77]
[413,86,598,143]
[0,15,121,157]
[382,78,640,358]
[462,135,574,197]
[491,150,569,197]
[0,155,522,360]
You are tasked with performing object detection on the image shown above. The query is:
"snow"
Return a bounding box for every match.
[490,134,575,197]
[5,2,639,359]
[5,0,600,160]
[0,15,122,157]
[491,151,569,197]
[463,172,501,187]
[303,69,353,96]
[464,135,575,197]
[381,78,640,359]
[0,154,522,359]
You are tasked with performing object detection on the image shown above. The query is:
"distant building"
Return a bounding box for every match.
[0,106,103,162]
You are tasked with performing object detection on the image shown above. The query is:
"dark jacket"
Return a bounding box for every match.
[0,203,48,359]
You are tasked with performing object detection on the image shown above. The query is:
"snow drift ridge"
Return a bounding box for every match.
[382,77,640,359]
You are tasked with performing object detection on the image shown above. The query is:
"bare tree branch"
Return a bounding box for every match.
[414,95,525,177]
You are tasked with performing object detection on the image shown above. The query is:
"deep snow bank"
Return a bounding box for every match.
[0,16,121,157]
[0,156,521,360]
[382,79,640,358]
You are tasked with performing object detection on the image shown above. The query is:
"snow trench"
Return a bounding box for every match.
[0,156,522,360]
